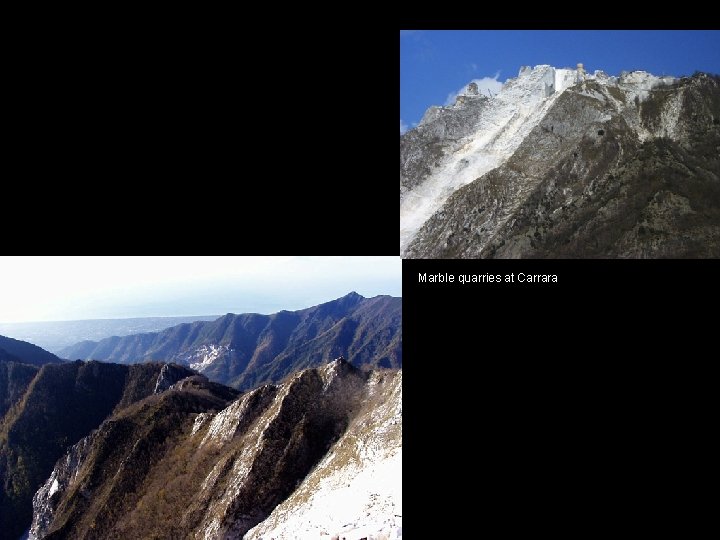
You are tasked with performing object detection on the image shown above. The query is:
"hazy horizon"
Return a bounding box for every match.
[0,313,223,325]
[0,256,401,324]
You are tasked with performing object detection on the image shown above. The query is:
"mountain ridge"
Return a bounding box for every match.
[401,65,720,258]
[0,359,199,539]
[0,335,61,367]
[60,293,402,390]
[27,359,401,540]
[0,334,62,426]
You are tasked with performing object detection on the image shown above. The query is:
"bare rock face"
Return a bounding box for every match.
[153,362,196,393]
[27,358,402,540]
[29,433,97,539]
[401,68,720,258]
[401,92,490,198]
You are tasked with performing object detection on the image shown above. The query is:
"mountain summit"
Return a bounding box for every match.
[401,65,720,258]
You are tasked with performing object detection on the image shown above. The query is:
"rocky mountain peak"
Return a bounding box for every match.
[153,362,196,393]
[337,290,364,305]
[401,65,720,258]
[319,355,358,384]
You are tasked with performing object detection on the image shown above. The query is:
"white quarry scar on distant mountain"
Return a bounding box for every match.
[400,65,578,255]
[187,344,229,371]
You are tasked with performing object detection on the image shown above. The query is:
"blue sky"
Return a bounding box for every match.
[0,257,401,322]
[400,30,720,133]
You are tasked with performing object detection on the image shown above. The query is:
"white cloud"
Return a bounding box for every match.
[400,119,408,134]
[444,73,504,106]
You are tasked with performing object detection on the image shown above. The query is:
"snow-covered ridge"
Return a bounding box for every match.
[400,64,677,256]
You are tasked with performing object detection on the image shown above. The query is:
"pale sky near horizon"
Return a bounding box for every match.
[0,256,402,323]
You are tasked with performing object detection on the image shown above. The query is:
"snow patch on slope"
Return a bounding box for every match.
[47,479,60,498]
[400,65,576,255]
[248,451,402,540]
[246,370,402,540]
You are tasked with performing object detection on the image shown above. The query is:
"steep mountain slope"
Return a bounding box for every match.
[0,361,38,418]
[0,335,61,367]
[0,360,196,539]
[60,293,402,390]
[1,336,61,432]
[246,369,402,540]
[401,65,578,254]
[28,360,401,540]
[0,348,21,363]
[401,66,720,258]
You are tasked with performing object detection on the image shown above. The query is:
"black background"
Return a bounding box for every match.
[3,9,717,536]
[404,258,717,533]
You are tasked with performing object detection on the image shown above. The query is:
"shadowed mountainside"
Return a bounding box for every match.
[60,293,402,390]
[0,335,61,367]
[0,360,196,539]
